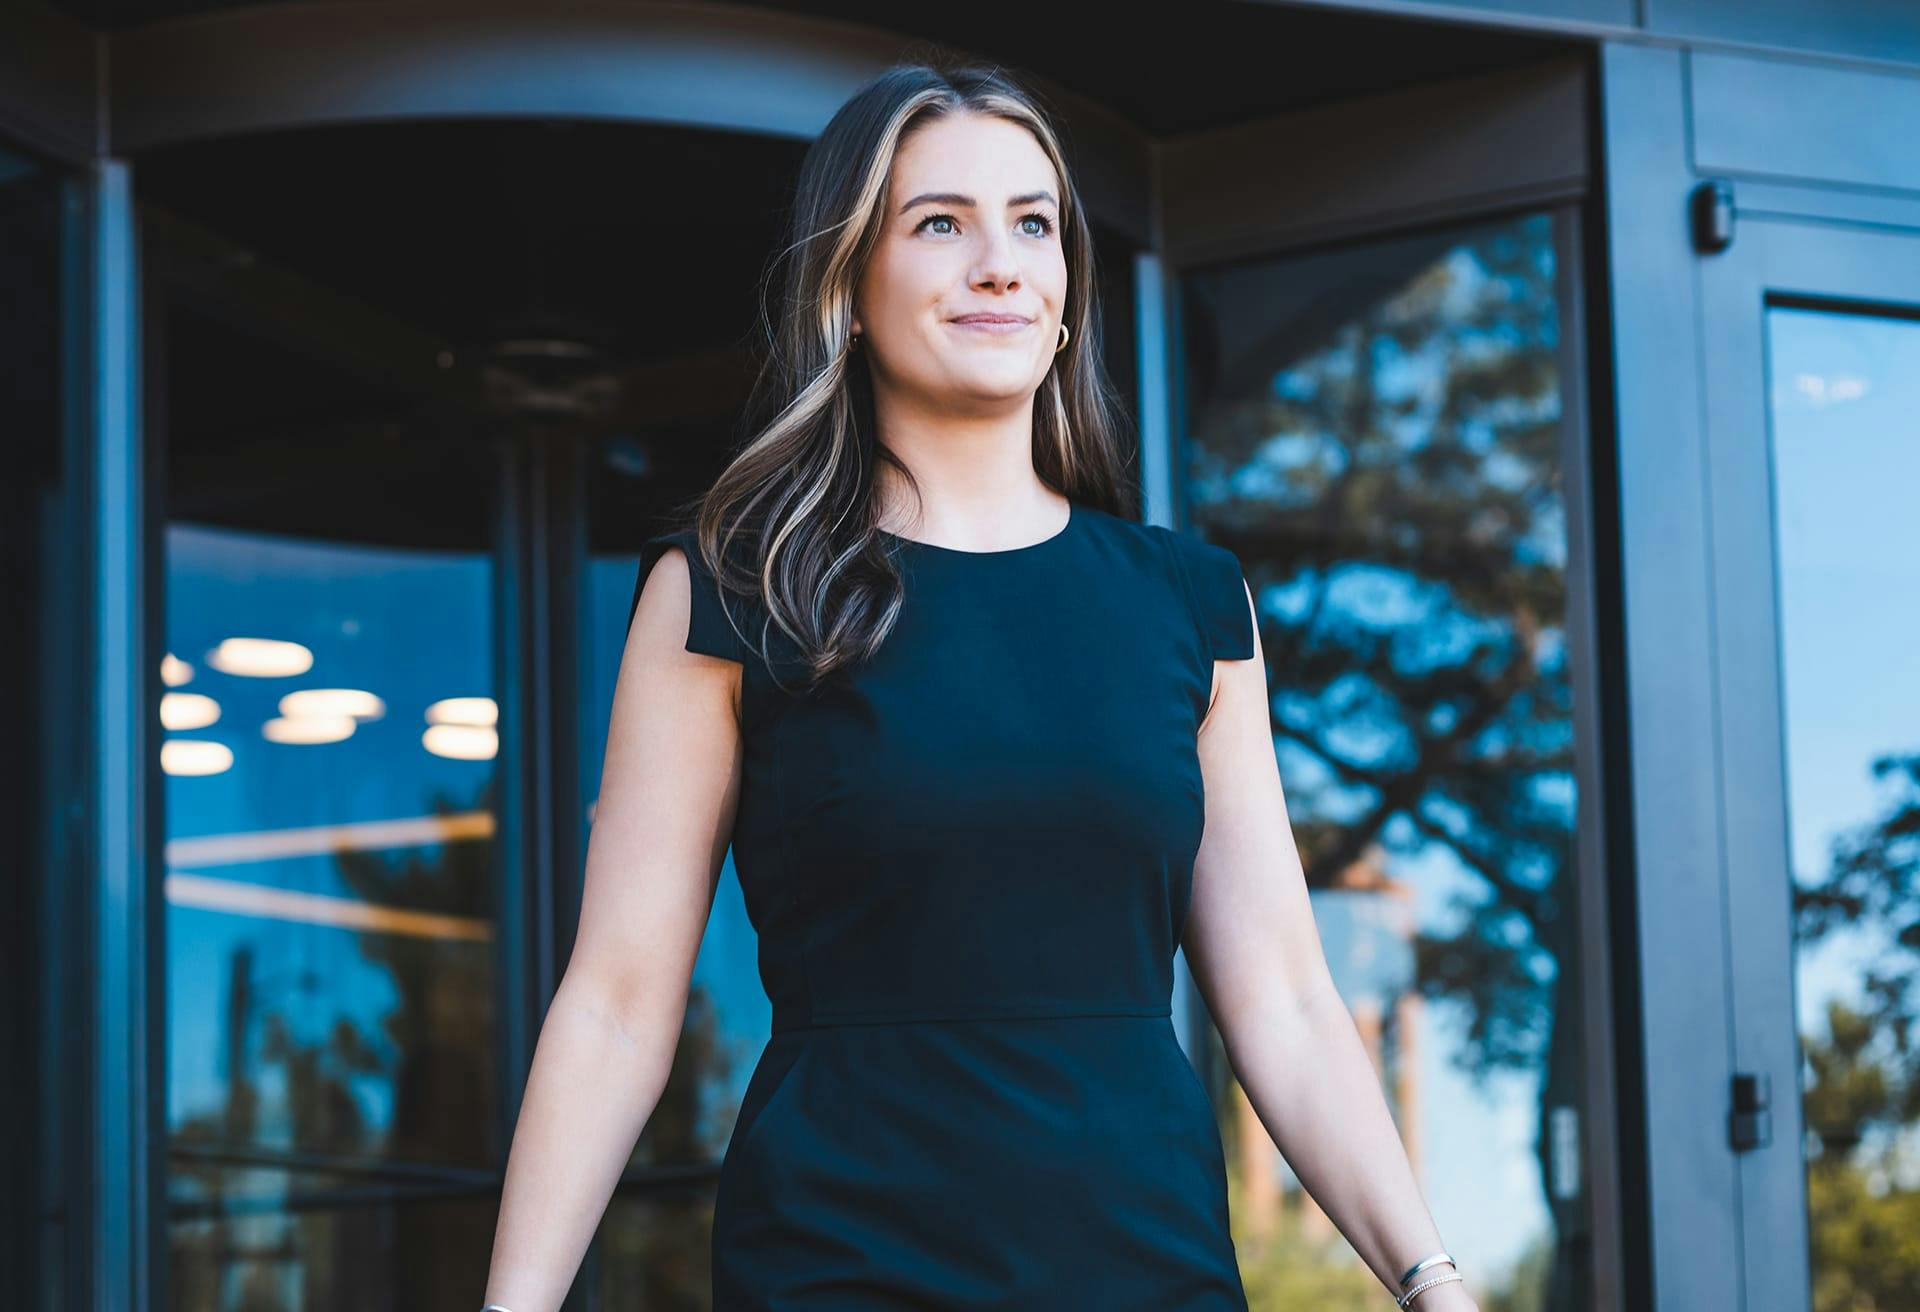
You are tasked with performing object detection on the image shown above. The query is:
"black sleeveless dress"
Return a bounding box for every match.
[628,498,1256,1310]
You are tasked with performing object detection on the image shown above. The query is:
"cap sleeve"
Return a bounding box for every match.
[1167,530,1255,662]
[629,529,751,664]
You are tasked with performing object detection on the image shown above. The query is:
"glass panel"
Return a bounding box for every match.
[166,521,499,1168]
[162,291,506,1304]
[582,440,768,1178]
[168,1162,498,1310]
[1764,305,1920,1312]
[1181,210,1586,1309]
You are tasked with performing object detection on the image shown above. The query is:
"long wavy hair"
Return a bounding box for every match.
[665,54,1140,695]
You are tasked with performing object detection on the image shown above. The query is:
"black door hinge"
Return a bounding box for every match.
[1692,179,1735,254]
[1729,1071,1771,1151]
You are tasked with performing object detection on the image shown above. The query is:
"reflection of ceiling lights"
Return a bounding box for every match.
[264,714,356,744]
[207,637,313,677]
[161,691,220,731]
[166,873,494,942]
[162,740,233,776]
[424,723,497,760]
[167,810,494,867]
[280,688,386,721]
[162,653,194,686]
[426,696,497,727]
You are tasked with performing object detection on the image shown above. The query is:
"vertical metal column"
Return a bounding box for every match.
[1595,40,1739,1312]
[89,154,156,1312]
[1133,248,1177,533]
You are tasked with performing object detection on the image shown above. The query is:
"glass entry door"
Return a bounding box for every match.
[1698,217,1920,1312]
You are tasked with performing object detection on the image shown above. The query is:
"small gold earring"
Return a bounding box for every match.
[1056,323,1070,353]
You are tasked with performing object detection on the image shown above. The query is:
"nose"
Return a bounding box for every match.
[969,223,1022,292]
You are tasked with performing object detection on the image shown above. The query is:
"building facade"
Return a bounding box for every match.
[4,2,1917,1309]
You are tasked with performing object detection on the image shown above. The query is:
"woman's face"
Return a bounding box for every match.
[852,111,1069,413]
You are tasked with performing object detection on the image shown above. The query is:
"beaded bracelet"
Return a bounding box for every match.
[1394,1250,1460,1307]
[1397,1269,1463,1307]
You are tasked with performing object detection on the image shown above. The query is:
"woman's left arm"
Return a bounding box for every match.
[1181,579,1477,1312]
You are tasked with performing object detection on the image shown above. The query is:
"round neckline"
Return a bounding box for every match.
[879,499,1077,557]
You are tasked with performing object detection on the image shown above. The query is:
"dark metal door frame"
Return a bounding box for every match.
[1695,211,1920,1312]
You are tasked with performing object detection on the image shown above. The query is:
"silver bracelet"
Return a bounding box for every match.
[1398,1251,1455,1287]
[1396,1269,1463,1307]
[480,1304,517,1311]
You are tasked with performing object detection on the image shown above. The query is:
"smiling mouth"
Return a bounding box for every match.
[948,317,1033,333]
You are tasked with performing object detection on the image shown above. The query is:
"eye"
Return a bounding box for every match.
[912,211,1058,237]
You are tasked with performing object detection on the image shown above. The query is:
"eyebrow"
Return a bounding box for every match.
[897,190,1059,215]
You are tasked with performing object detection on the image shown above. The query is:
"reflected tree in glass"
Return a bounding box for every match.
[1181,211,1583,1311]
[169,777,497,1309]
[1765,305,1920,1312]
[1795,751,1920,1312]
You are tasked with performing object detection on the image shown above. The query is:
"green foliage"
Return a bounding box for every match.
[1795,751,1920,1308]
[1224,1160,1389,1311]
[1806,1149,1920,1312]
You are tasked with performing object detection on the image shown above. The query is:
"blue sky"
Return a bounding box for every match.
[1767,307,1919,1085]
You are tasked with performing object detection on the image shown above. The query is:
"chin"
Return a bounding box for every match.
[940,359,1042,390]
[947,376,1043,406]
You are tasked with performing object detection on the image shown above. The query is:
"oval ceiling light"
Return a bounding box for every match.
[161,739,234,777]
[161,652,194,687]
[423,723,497,761]
[207,637,313,678]
[425,696,498,727]
[280,688,386,721]
[160,691,221,731]
[263,714,357,744]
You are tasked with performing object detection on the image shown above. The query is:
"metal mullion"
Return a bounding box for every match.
[1554,197,1632,1312]
[494,431,538,1161]
[87,153,161,1312]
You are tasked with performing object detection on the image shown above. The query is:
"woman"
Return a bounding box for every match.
[481,58,1475,1312]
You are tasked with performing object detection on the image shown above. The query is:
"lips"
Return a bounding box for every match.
[950,314,1032,324]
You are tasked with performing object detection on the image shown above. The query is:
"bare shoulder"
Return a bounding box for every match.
[623,538,745,723]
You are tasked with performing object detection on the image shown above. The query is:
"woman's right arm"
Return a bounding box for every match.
[479,542,745,1312]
